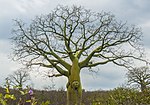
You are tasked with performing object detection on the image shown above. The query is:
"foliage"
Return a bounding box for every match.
[41,101,51,105]
[0,85,51,105]
[0,93,7,105]
[0,87,16,105]
[84,87,150,105]
[0,85,150,105]
[107,87,150,105]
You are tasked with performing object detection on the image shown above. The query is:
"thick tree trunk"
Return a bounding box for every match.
[66,58,82,105]
[141,83,146,92]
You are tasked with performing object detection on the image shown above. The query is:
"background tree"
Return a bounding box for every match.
[11,5,147,105]
[126,66,150,92]
[6,69,31,90]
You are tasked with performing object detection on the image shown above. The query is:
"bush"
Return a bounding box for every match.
[0,85,150,105]
[107,87,150,105]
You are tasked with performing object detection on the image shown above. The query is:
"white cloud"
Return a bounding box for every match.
[0,39,21,85]
[0,0,150,90]
[0,40,17,68]
[141,21,150,28]
[81,63,127,90]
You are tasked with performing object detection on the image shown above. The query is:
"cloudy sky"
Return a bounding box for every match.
[0,0,150,90]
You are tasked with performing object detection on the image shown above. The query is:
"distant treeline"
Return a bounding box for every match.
[0,86,150,105]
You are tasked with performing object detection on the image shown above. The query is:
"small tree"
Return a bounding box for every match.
[11,5,147,105]
[126,66,150,92]
[6,69,31,90]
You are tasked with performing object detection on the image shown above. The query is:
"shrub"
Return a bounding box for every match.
[107,87,150,105]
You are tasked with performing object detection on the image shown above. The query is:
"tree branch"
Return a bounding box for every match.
[48,74,63,77]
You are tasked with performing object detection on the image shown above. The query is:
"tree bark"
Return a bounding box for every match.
[67,58,82,105]
[141,82,146,92]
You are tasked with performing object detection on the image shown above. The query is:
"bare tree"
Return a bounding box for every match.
[126,66,150,92]
[6,69,31,90]
[11,5,147,105]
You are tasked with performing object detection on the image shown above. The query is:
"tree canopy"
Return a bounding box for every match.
[6,69,31,89]
[12,5,146,78]
[11,5,149,105]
